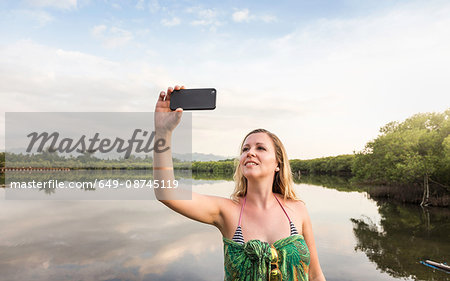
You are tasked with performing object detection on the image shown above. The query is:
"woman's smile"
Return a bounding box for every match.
[244,160,259,167]
[240,132,278,177]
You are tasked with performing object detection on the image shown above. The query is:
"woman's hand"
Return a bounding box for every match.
[154,85,185,135]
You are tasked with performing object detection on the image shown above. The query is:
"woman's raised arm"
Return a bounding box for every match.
[153,85,227,228]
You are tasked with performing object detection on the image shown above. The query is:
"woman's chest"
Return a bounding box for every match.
[221,204,303,244]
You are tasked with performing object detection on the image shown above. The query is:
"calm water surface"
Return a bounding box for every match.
[0,178,448,281]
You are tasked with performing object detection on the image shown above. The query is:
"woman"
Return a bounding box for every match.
[153,85,326,281]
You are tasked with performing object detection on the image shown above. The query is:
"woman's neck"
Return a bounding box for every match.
[245,178,278,209]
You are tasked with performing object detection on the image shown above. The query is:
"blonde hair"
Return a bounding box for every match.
[231,129,299,202]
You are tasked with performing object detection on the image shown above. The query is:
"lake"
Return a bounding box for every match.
[0,175,448,281]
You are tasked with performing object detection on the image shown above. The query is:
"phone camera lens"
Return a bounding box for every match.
[211,90,216,94]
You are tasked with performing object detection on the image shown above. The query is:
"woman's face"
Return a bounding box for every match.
[239,132,279,180]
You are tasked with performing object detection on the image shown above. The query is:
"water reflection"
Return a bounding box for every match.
[0,175,449,281]
[4,170,192,200]
[351,201,450,281]
[0,196,223,281]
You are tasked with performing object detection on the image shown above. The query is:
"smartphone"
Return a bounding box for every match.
[170,88,216,111]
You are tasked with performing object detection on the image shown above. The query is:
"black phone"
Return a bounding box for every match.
[170,88,216,111]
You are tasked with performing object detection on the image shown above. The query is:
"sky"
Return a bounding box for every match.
[1,0,449,159]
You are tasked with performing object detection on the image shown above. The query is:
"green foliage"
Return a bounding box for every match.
[192,171,234,181]
[290,154,354,175]
[192,160,235,174]
[294,174,365,193]
[193,155,355,176]
[1,150,190,170]
[3,108,448,198]
[353,109,450,186]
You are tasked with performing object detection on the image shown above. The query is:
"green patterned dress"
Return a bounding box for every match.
[223,235,310,281]
[223,194,310,281]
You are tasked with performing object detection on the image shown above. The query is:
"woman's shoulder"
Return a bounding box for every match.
[191,193,241,217]
[277,194,308,215]
[213,195,242,209]
[212,195,243,235]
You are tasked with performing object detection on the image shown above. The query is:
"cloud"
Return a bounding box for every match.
[189,8,222,29]
[232,8,249,22]
[123,231,219,275]
[0,198,223,280]
[260,14,277,23]
[148,0,160,13]
[111,3,121,9]
[161,17,181,27]
[11,9,54,27]
[160,1,450,157]
[26,0,77,10]
[136,0,145,10]
[232,8,277,23]
[0,40,166,111]
[0,37,177,147]
[92,24,107,36]
[1,1,449,158]
[91,25,133,48]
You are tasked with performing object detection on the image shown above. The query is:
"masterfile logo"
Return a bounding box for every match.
[4,112,192,200]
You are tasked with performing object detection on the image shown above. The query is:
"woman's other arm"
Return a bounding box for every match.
[300,203,326,281]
